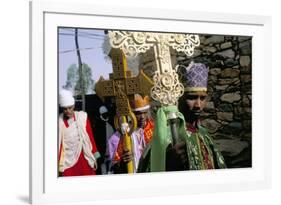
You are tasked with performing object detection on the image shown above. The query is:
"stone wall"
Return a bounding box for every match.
[140,34,252,168]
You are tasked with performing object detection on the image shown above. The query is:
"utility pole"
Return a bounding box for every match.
[74,28,85,111]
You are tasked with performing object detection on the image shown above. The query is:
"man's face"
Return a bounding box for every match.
[134,110,149,129]
[185,91,207,117]
[62,105,75,119]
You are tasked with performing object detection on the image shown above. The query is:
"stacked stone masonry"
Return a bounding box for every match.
[139,35,252,168]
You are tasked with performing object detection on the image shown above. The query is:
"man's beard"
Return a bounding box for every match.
[187,108,202,122]
[190,109,202,116]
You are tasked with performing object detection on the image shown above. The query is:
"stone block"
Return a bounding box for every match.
[239,40,252,55]
[220,68,240,78]
[218,78,240,85]
[204,36,225,45]
[220,92,241,103]
[221,42,232,49]
[201,119,221,134]
[217,112,234,121]
[215,49,236,59]
[241,74,252,83]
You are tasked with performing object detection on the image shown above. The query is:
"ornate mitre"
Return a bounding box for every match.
[180,62,209,92]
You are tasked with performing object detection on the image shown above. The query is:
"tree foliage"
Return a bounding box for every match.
[63,63,95,95]
[63,64,77,90]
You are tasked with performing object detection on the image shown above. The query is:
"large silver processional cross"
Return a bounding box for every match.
[108,31,200,106]
[108,31,200,145]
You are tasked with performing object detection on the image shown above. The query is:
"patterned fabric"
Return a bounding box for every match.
[185,125,226,170]
[199,138,215,169]
[137,118,226,172]
[143,119,154,144]
[180,62,209,91]
[113,127,147,172]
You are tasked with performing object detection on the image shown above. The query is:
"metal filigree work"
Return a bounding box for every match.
[108,31,200,106]
[109,31,200,58]
[109,31,152,57]
[151,67,185,106]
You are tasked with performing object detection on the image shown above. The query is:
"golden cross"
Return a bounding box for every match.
[96,48,153,116]
[95,48,153,173]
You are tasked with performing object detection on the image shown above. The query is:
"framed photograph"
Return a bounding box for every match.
[30,0,271,204]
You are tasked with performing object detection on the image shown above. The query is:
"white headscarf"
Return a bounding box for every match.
[59,89,75,107]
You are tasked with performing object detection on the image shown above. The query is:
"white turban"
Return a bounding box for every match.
[59,89,75,107]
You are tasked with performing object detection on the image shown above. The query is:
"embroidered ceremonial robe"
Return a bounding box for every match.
[143,119,154,145]
[185,124,226,170]
[138,120,226,172]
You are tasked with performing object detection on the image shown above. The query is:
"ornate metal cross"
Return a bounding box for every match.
[108,31,200,106]
[95,48,154,173]
[95,48,153,116]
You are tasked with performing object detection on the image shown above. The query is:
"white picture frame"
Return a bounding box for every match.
[30,0,272,204]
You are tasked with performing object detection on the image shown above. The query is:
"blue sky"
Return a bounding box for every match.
[58,28,113,92]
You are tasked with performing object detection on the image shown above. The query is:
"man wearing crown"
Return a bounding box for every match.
[176,62,226,170]
[138,63,226,172]
[111,94,154,173]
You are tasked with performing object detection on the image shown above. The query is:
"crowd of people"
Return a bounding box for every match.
[58,63,226,176]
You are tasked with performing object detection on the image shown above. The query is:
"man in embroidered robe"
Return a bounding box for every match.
[138,63,226,172]
[112,94,154,173]
[175,62,226,170]
[58,89,101,176]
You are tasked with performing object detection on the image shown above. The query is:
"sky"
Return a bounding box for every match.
[58,28,113,93]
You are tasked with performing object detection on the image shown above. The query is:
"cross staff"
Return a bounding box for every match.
[108,31,200,144]
[95,48,154,173]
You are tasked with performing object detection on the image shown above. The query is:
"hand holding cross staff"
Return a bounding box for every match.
[95,48,153,173]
